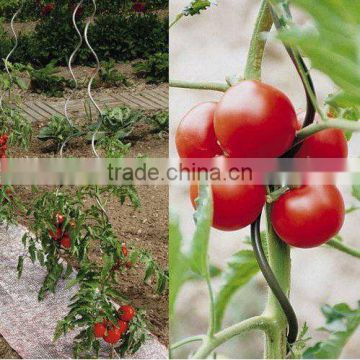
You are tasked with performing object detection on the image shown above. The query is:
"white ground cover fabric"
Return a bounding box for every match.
[0,223,168,359]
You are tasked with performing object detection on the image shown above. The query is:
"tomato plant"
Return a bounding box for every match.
[13,185,168,358]
[170,0,360,359]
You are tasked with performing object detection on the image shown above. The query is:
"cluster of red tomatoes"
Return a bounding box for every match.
[35,1,84,17]
[0,134,8,159]
[93,305,136,344]
[176,80,346,248]
[48,213,75,249]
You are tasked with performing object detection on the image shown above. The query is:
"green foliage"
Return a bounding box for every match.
[183,0,216,16]
[146,110,169,134]
[0,62,28,91]
[6,7,167,67]
[92,106,144,142]
[276,0,360,109]
[214,250,259,331]
[303,302,360,359]
[98,59,131,88]
[0,0,40,21]
[0,19,12,63]
[91,13,168,63]
[38,114,83,147]
[16,186,166,357]
[289,323,311,359]
[169,212,189,317]
[98,137,132,158]
[133,52,168,83]
[188,182,212,276]
[26,62,74,97]
[0,106,32,149]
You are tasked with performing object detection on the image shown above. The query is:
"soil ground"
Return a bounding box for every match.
[0,70,168,357]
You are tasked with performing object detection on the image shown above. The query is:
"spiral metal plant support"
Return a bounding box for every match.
[0,0,24,109]
[249,2,319,350]
[60,0,85,157]
[250,216,298,346]
[84,0,102,158]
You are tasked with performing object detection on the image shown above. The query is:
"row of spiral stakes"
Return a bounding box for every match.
[1,0,103,159]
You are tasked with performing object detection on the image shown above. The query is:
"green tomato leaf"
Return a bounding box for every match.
[303,302,360,359]
[276,0,360,108]
[183,0,217,16]
[187,181,213,277]
[169,211,189,317]
[214,250,259,331]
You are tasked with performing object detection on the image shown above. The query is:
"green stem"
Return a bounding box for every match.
[263,203,291,358]
[326,238,360,259]
[192,316,272,359]
[170,80,229,92]
[244,0,273,80]
[170,335,205,351]
[206,274,216,338]
[266,186,290,203]
[170,13,184,28]
[296,119,360,143]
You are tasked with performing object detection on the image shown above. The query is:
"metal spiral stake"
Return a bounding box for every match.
[0,0,24,109]
[250,2,319,351]
[84,0,102,158]
[60,0,85,157]
[250,215,298,347]
[270,4,317,158]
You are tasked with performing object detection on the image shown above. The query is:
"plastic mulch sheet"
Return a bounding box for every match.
[0,224,168,359]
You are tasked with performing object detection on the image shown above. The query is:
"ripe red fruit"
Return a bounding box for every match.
[271,185,345,248]
[55,213,65,226]
[176,102,223,159]
[60,234,71,249]
[295,129,348,158]
[103,327,122,344]
[41,3,55,16]
[294,113,348,158]
[132,2,146,12]
[117,320,128,334]
[190,156,266,231]
[214,81,297,158]
[49,227,62,241]
[93,322,106,338]
[119,305,136,322]
[121,244,128,257]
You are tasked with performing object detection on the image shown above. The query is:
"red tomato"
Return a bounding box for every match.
[55,213,65,226]
[121,244,128,257]
[214,81,297,158]
[49,227,62,241]
[271,185,345,248]
[103,327,122,344]
[119,305,136,322]
[117,320,128,334]
[132,2,146,12]
[176,102,223,159]
[93,322,106,338]
[295,113,348,158]
[60,234,71,249]
[190,156,266,231]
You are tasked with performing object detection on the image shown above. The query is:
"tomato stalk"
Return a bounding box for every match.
[327,238,360,259]
[296,119,360,143]
[261,203,291,358]
[244,0,273,81]
[192,315,273,359]
[169,80,229,92]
